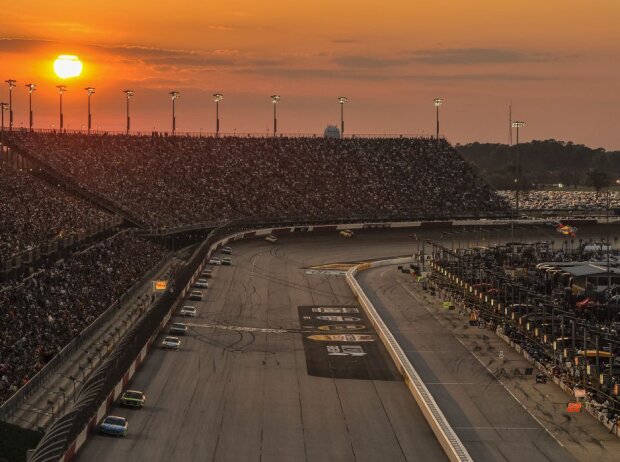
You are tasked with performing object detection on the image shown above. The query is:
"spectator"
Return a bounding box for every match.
[5,132,509,229]
[0,232,167,404]
[498,190,620,210]
[0,161,111,262]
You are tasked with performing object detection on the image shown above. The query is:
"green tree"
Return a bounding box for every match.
[586,169,611,199]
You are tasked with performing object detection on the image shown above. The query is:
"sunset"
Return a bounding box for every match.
[1,1,619,146]
[1,2,620,462]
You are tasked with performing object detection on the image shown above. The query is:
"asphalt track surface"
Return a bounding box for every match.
[358,268,576,462]
[76,225,620,462]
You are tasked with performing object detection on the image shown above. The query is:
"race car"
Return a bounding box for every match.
[169,323,188,336]
[162,336,181,350]
[119,390,145,409]
[179,305,197,317]
[339,229,354,238]
[99,415,128,436]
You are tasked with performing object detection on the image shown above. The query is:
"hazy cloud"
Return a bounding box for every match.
[331,38,362,44]
[234,66,550,82]
[330,47,562,69]
[408,48,560,65]
[0,37,54,53]
[330,55,406,68]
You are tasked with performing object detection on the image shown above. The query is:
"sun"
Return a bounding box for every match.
[53,55,83,79]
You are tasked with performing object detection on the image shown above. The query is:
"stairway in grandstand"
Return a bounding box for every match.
[0,138,147,229]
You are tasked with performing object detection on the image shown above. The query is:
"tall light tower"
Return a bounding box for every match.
[271,95,280,137]
[85,87,95,133]
[511,120,526,218]
[0,102,8,132]
[24,83,37,131]
[56,85,67,132]
[123,90,134,134]
[5,79,16,131]
[213,93,223,136]
[338,96,348,137]
[169,91,180,135]
[433,97,443,142]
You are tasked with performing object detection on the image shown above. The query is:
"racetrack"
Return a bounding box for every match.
[75,225,620,462]
[76,229,450,462]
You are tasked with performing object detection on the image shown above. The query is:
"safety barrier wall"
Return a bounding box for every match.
[0,214,124,281]
[346,259,473,462]
[0,240,172,425]
[28,216,596,461]
[27,221,227,462]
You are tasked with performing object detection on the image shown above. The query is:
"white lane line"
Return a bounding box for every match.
[425,382,477,385]
[396,279,566,449]
[185,322,288,334]
[250,254,258,280]
[404,349,460,353]
[453,426,543,431]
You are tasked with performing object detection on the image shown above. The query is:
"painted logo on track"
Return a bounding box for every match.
[306,334,375,342]
[317,324,366,331]
[315,315,362,322]
[311,307,360,314]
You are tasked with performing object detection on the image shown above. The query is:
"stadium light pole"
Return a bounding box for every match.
[169,91,180,135]
[338,96,348,137]
[213,93,223,136]
[5,79,16,131]
[433,97,443,142]
[123,90,134,134]
[84,87,95,134]
[511,120,526,220]
[56,85,67,132]
[271,95,280,137]
[25,83,36,131]
[0,102,7,132]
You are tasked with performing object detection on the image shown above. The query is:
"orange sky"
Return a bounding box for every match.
[1,1,619,148]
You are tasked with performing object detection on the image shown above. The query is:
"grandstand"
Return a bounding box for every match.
[0,231,168,404]
[3,132,509,229]
[0,131,508,407]
[0,132,518,462]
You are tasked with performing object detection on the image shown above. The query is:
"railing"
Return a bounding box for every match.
[23,216,576,461]
[346,259,473,462]
[0,232,173,423]
[0,141,147,228]
[27,219,244,462]
[0,215,123,276]
[4,127,439,140]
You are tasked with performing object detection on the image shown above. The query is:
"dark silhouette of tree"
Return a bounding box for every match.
[586,169,611,199]
[457,140,620,189]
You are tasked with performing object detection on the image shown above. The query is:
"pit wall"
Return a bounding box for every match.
[61,218,558,462]
[346,259,473,462]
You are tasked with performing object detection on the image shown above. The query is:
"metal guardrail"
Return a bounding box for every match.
[0,141,147,228]
[27,219,243,462]
[4,127,440,139]
[346,259,473,462]
[26,216,606,461]
[0,237,173,424]
[0,215,123,275]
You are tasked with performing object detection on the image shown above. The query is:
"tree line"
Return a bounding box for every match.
[456,139,620,193]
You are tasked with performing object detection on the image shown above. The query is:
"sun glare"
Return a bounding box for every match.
[53,55,83,79]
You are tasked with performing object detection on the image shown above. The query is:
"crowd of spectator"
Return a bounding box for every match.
[0,232,168,404]
[5,132,509,228]
[0,131,509,404]
[498,190,620,210]
[0,160,112,263]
